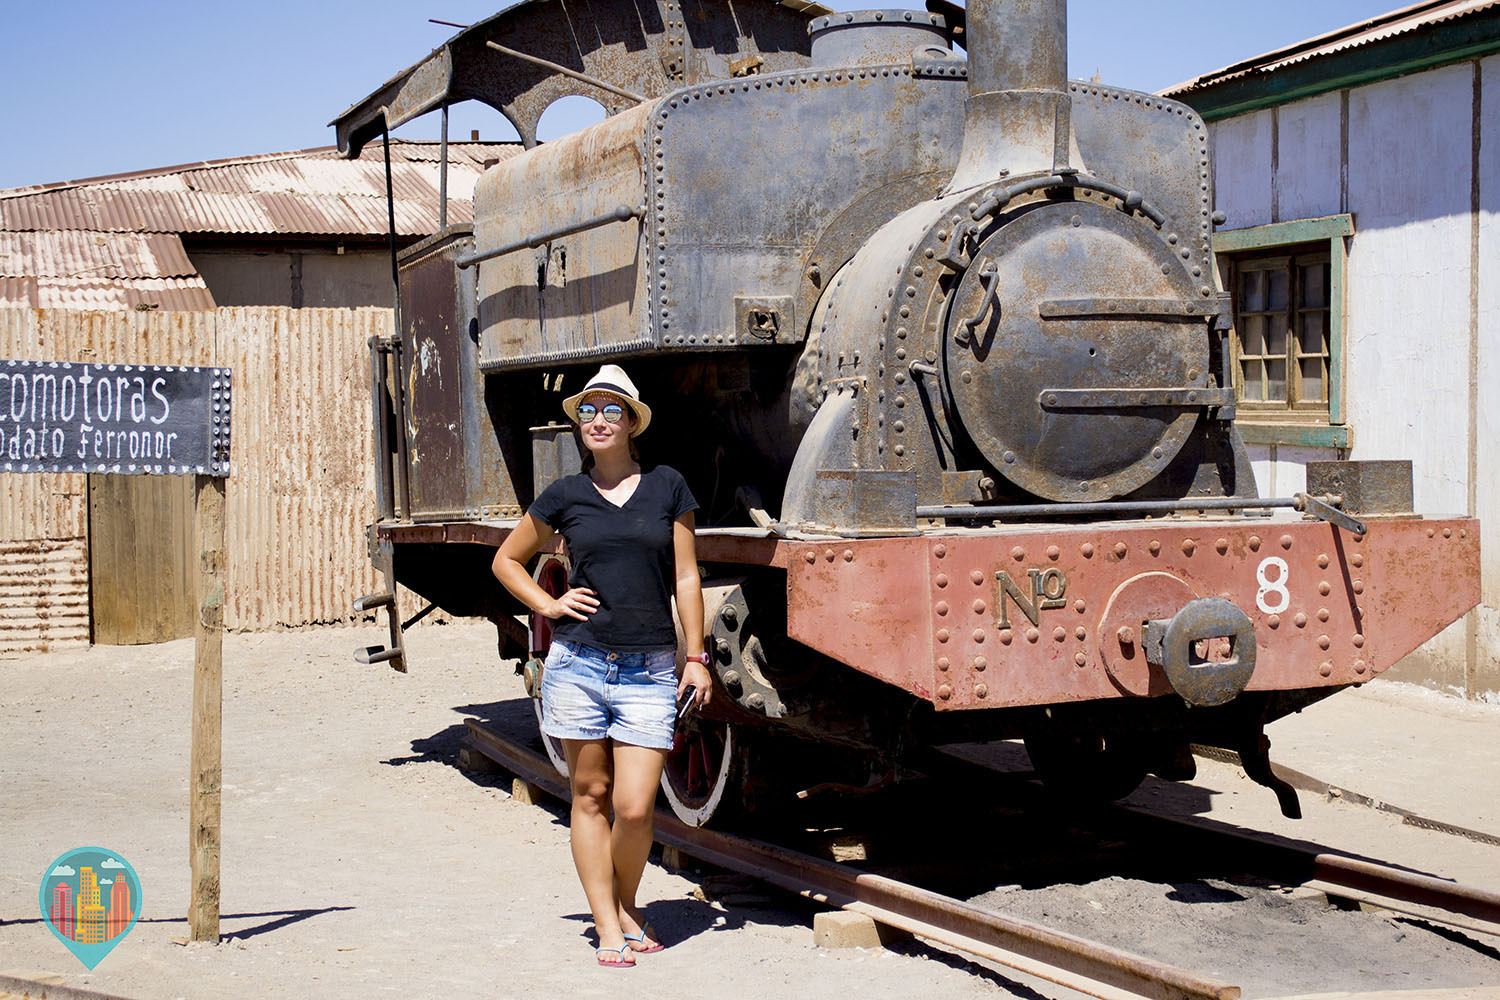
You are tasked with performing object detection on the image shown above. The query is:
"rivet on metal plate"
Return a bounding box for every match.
[1074,599,1086,613]
[936,629,950,643]
[1294,613,1307,628]
[1317,635,1331,650]
[999,629,1013,645]
[975,684,988,699]
[843,549,854,562]
[1352,633,1365,647]
[1267,614,1281,629]
[972,629,986,643]
[1046,545,1060,560]
[1181,539,1196,555]
[1352,580,1364,594]
[1280,534,1294,550]
[937,684,952,700]
[1354,659,1368,675]
[1248,535,1262,552]
[1026,628,1039,643]
[972,600,986,615]
[1074,651,1087,667]
[1317,608,1330,622]
[1114,542,1128,558]
[1318,581,1331,596]
[1010,546,1024,561]
[933,544,946,558]
[973,656,987,671]
[970,570,984,585]
[935,574,949,589]
[937,657,950,672]
[1149,540,1161,555]
[1319,661,1333,677]
[935,602,949,616]
[1053,627,1066,642]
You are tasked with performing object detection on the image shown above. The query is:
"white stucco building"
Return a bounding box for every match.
[1165,0,1498,697]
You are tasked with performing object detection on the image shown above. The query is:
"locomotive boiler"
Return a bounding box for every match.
[335,0,1480,824]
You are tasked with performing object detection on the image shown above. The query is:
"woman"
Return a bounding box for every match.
[491,364,712,968]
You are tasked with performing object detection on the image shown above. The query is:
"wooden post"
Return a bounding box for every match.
[188,474,225,942]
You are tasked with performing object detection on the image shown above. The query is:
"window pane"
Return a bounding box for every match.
[1241,270,1265,312]
[1300,311,1327,356]
[1301,261,1328,309]
[1267,268,1289,311]
[1266,358,1286,402]
[1242,315,1265,355]
[1300,357,1325,403]
[1268,313,1288,357]
[1242,359,1264,401]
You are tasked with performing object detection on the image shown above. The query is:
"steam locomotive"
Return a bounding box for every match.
[336,0,1480,825]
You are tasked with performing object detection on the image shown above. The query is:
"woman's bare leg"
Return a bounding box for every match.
[562,738,630,957]
[610,742,668,946]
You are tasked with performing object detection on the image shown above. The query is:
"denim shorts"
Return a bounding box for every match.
[539,640,677,750]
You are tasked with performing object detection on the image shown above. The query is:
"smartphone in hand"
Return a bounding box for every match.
[677,686,698,721]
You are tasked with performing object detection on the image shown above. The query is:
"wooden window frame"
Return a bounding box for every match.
[1213,213,1353,449]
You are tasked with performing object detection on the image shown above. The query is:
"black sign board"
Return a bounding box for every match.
[0,359,231,477]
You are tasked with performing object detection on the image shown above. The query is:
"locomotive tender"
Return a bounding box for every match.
[337,0,1480,823]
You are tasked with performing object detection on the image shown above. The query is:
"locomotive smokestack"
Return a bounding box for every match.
[947,0,1071,192]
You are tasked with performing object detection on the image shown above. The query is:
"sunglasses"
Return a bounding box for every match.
[576,402,625,424]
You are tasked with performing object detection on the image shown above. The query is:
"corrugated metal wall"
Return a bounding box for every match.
[219,307,387,628]
[0,306,455,654]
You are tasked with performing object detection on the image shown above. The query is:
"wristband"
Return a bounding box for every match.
[686,651,710,665]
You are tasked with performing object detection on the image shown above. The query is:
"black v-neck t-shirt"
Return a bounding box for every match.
[527,465,699,651]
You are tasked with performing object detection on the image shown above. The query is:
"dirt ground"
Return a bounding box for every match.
[1,621,1498,1000]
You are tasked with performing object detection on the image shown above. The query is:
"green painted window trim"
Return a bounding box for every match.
[1213,214,1353,448]
[1170,10,1500,122]
[1236,422,1350,450]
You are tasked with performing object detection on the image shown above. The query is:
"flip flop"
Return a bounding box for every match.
[596,945,636,968]
[624,923,665,954]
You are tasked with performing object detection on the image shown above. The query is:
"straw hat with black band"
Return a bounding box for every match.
[561,364,652,437]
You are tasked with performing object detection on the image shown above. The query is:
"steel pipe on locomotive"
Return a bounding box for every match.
[336,1,1480,827]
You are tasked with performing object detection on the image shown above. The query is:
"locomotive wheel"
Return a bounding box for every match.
[660,716,742,827]
[1023,731,1148,804]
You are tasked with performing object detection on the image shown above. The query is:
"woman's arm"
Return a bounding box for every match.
[491,513,598,621]
[673,511,711,706]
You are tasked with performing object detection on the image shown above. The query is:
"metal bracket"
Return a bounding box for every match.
[954,258,999,347]
[1038,387,1235,409]
[1295,492,1367,535]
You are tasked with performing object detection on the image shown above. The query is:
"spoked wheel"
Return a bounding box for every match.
[529,554,571,780]
[1023,730,1148,804]
[660,716,741,827]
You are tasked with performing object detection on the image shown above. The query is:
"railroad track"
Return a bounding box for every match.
[465,718,1500,1000]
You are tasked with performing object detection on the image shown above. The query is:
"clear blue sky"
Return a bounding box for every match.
[1,0,1402,190]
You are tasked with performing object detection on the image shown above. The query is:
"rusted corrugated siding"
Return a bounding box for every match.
[218,307,388,629]
[0,308,86,542]
[2,305,454,642]
[0,538,89,656]
[0,143,514,237]
[0,231,196,279]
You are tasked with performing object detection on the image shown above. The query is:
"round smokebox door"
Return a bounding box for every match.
[943,200,1211,502]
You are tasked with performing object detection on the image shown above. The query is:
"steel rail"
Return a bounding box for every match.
[1119,807,1500,937]
[464,720,1241,1000]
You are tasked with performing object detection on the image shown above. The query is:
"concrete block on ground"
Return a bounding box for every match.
[813,910,908,949]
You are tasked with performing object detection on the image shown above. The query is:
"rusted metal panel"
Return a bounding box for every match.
[333,0,825,156]
[0,537,89,656]
[784,516,1480,711]
[217,307,389,629]
[0,277,215,311]
[785,537,936,699]
[473,101,654,368]
[0,232,195,279]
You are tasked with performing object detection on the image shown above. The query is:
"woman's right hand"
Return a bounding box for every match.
[538,586,599,621]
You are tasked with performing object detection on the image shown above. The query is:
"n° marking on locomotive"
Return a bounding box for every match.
[995,568,1068,628]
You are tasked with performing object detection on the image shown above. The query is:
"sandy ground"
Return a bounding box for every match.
[1,620,1497,999]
